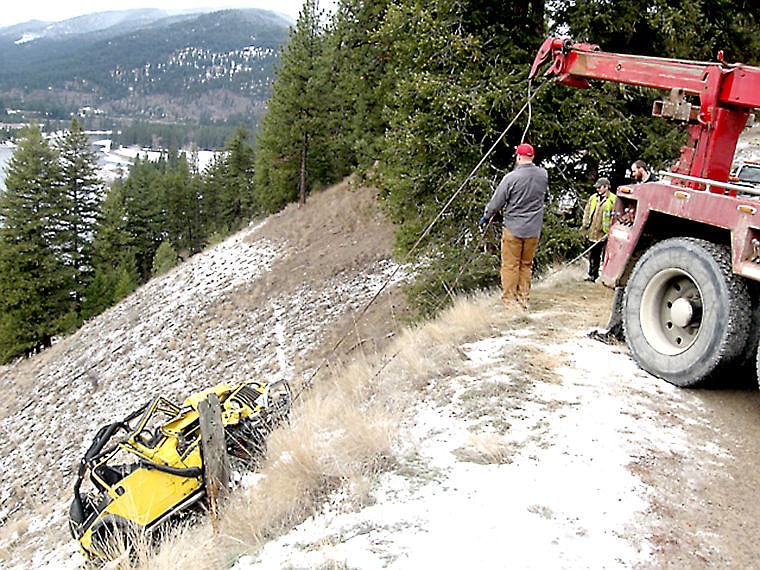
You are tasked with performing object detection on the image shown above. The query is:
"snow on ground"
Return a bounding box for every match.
[95,144,219,182]
[2,175,754,567]
[231,325,713,569]
[0,190,408,568]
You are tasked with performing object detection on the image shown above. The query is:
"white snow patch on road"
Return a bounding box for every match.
[232,330,714,569]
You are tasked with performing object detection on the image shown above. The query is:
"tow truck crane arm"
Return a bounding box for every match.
[529,37,760,185]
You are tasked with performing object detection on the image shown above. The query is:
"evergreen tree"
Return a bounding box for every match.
[56,118,104,320]
[160,148,204,255]
[84,181,139,319]
[200,127,256,233]
[120,157,166,281]
[254,0,329,211]
[152,240,178,276]
[552,0,759,64]
[0,125,67,360]
[376,0,549,313]
[225,126,257,222]
[327,0,393,172]
[201,153,231,234]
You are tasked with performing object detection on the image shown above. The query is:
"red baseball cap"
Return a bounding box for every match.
[515,143,535,156]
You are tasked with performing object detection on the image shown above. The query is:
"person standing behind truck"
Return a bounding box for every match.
[630,159,657,184]
[591,163,651,343]
[480,143,548,307]
[581,177,616,282]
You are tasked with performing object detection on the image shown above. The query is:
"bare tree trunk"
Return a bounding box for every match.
[299,132,308,206]
[199,393,230,532]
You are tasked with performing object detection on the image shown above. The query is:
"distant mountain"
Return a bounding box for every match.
[0,9,177,44]
[0,9,290,132]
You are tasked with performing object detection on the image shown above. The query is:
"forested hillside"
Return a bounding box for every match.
[254,0,760,314]
[0,9,289,131]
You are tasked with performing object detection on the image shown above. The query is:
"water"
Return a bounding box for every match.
[0,145,12,191]
[0,143,217,191]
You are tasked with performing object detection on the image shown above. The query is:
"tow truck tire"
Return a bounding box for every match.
[623,238,751,387]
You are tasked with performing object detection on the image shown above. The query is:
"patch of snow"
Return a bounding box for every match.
[232,328,729,569]
[14,33,39,44]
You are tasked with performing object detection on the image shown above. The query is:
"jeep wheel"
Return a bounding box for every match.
[89,518,137,560]
[623,238,751,387]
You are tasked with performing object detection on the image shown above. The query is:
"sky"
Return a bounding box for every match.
[0,1,310,28]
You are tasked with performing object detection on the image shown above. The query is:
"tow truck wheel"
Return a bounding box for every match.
[623,238,751,387]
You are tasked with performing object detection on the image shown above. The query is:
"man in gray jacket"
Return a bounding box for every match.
[480,143,548,306]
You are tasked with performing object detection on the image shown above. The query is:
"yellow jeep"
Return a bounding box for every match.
[68,379,291,560]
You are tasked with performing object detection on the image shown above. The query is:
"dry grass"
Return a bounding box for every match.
[453,433,515,465]
[134,289,534,566]
[0,515,29,557]
[0,174,624,568]
[217,362,400,556]
[126,524,218,570]
[82,221,616,569]
[156,273,612,566]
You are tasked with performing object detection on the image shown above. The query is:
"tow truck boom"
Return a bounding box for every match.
[530,37,760,185]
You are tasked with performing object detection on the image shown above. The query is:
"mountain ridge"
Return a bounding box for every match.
[0,8,291,126]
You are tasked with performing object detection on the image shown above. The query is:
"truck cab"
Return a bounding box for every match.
[731,161,760,188]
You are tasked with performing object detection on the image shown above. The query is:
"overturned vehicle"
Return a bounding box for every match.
[68,379,291,560]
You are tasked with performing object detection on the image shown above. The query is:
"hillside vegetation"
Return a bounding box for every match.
[0,180,409,568]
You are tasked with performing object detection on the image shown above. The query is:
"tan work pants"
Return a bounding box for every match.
[500,227,538,306]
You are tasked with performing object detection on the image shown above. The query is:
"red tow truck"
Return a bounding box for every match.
[530,38,760,387]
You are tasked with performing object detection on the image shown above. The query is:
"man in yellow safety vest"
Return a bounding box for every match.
[581,177,616,282]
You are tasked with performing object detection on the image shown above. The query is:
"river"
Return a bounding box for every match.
[0,145,12,191]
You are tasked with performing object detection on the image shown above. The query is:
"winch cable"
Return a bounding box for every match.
[521,79,533,144]
[408,76,606,318]
[292,78,551,403]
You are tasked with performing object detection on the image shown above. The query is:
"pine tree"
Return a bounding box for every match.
[375,0,550,313]
[84,181,139,319]
[201,153,231,235]
[254,0,329,211]
[199,128,256,234]
[152,240,178,276]
[120,157,165,282]
[0,125,67,360]
[324,0,393,173]
[56,118,104,321]
[552,0,759,64]
[160,148,204,256]
[225,126,256,222]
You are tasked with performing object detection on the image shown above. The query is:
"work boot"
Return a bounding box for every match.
[588,323,624,344]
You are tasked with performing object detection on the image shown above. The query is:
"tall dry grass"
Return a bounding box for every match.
[135,275,605,568]
[130,291,511,568]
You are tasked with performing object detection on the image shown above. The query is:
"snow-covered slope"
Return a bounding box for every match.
[0,181,407,568]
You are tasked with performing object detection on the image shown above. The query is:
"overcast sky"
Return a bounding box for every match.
[0,1,311,28]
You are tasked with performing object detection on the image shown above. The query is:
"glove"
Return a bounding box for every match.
[478,215,488,229]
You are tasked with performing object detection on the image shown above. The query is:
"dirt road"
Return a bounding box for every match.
[539,278,760,568]
[631,384,760,567]
[232,275,760,569]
